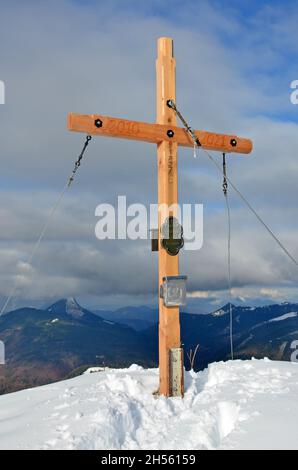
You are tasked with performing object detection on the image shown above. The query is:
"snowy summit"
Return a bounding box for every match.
[0,359,297,450]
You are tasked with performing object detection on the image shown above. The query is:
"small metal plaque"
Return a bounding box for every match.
[161,275,187,307]
[161,216,184,256]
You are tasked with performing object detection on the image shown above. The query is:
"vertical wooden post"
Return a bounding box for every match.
[156,37,184,397]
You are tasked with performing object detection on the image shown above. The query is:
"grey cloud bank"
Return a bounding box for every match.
[0,0,298,311]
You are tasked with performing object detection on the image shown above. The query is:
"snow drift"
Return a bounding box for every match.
[0,359,297,450]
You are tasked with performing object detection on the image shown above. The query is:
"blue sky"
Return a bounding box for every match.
[0,0,298,312]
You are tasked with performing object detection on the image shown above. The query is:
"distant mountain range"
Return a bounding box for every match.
[94,305,158,331]
[0,298,298,394]
[0,298,156,394]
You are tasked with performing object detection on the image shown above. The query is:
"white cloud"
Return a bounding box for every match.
[0,0,298,310]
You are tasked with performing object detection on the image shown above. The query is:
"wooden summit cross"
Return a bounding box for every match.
[67,37,252,397]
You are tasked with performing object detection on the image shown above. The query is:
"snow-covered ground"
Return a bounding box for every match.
[269,312,298,322]
[0,359,297,450]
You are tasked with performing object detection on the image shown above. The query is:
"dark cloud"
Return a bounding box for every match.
[0,0,298,310]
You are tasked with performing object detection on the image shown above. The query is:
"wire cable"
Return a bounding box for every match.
[167,100,298,268]
[222,153,234,360]
[205,152,298,267]
[0,135,92,317]
[225,189,234,360]
[0,183,68,316]
[168,99,298,361]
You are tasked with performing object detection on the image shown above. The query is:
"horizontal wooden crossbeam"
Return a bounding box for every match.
[68,113,253,154]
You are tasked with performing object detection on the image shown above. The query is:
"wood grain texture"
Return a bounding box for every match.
[68,113,253,154]
[156,37,184,397]
[67,36,254,398]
